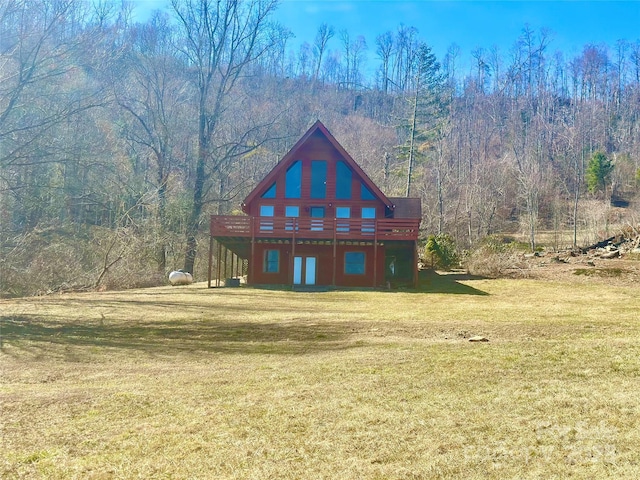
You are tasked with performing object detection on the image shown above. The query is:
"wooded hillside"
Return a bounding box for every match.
[2,0,639,296]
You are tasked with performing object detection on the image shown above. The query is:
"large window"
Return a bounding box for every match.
[345,252,365,275]
[285,160,302,198]
[310,160,327,199]
[264,250,279,273]
[259,205,274,231]
[336,161,352,199]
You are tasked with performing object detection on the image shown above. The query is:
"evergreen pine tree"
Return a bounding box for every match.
[586,151,613,194]
[402,42,448,197]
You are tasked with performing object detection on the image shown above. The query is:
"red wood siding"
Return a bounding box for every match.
[248,243,388,288]
[245,129,388,218]
[209,121,421,289]
[211,216,420,242]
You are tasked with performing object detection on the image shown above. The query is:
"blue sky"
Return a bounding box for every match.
[274,1,640,69]
[131,0,640,72]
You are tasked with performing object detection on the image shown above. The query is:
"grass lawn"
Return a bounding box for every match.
[2,273,639,479]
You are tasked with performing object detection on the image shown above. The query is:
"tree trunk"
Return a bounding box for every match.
[183,98,208,275]
[406,86,419,197]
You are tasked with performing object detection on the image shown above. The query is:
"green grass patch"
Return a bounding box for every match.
[573,267,630,277]
[2,278,640,479]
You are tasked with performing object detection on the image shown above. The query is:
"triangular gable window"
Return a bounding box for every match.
[361,183,375,200]
[261,182,276,199]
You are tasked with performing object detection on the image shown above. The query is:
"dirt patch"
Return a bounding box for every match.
[504,251,640,285]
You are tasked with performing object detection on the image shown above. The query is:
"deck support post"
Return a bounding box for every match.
[332,219,337,287]
[413,240,419,288]
[216,240,223,287]
[224,245,229,285]
[230,252,235,281]
[208,236,214,288]
[250,217,255,285]
[373,220,378,288]
[209,214,420,289]
[291,219,297,286]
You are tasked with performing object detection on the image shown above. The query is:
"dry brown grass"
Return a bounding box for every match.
[2,275,640,479]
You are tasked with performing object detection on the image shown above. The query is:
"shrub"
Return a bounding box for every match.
[0,221,181,297]
[424,233,459,270]
[465,235,528,278]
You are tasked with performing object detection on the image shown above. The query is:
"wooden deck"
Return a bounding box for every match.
[210,215,420,242]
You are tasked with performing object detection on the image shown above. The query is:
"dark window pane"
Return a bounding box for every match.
[361,183,375,200]
[264,250,279,273]
[310,207,325,218]
[285,161,302,199]
[345,252,365,275]
[310,206,324,231]
[336,161,352,199]
[311,160,327,199]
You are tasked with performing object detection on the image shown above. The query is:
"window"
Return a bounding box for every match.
[310,206,324,231]
[310,160,327,199]
[361,207,375,218]
[285,160,302,198]
[285,206,299,231]
[345,252,365,275]
[336,206,351,217]
[361,207,375,234]
[336,206,350,233]
[261,182,276,199]
[259,205,274,231]
[336,161,352,199]
[361,183,375,200]
[264,250,279,273]
[260,205,275,216]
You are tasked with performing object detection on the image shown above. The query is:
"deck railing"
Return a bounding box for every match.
[211,215,420,241]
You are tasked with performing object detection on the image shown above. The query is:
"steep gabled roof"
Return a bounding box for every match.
[242,120,394,212]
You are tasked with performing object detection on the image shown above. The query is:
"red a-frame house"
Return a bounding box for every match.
[208,121,421,289]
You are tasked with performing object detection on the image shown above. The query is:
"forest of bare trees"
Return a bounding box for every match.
[2,0,639,296]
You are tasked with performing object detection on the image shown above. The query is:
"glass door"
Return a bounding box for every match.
[293,256,303,284]
[305,257,316,285]
[293,256,317,285]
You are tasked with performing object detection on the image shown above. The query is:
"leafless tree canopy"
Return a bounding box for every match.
[2,1,640,295]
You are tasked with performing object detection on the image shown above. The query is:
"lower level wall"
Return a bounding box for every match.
[384,241,419,286]
[249,242,395,288]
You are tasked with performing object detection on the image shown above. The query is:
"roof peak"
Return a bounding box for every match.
[242,120,393,210]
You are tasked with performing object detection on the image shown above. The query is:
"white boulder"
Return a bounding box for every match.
[169,270,193,285]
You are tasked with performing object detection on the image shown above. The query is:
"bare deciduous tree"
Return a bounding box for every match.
[170,0,280,275]
[312,23,334,88]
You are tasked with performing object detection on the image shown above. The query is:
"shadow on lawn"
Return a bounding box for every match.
[0,314,357,359]
[248,270,489,296]
[417,270,489,296]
